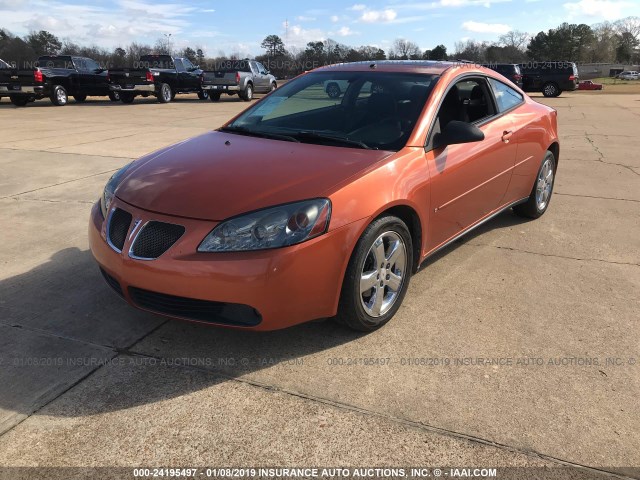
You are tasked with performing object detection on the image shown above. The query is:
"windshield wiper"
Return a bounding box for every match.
[220,125,300,143]
[292,131,373,150]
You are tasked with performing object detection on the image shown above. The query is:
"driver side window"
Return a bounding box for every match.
[427,77,495,150]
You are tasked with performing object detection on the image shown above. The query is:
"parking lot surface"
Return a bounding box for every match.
[0,92,638,478]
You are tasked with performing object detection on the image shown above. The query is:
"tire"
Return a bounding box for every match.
[542,82,560,98]
[197,90,209,100]
[514,150,556,219]
[73,94,87,102]
[50,85,68,106]
[240,83,253,101]
[10,96,29,107]
[109,91,120,102]
[120,93,135,104]
[158,83,172,103]
[335,216,413,332]
[326,82,341,99]
[270,82,277,92]
[209,92,221,102]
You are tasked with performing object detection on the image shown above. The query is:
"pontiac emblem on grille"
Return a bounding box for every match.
[11,75,18,80]
[129,219,142,240]
[125,72,129,77]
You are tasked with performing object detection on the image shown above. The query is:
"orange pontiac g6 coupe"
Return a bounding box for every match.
[90,61,559,331]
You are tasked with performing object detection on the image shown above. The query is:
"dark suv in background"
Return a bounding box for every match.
[518,61,578,97]
[482,63,523,88]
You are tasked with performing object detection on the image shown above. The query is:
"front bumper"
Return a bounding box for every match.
[89,199,364,330]
[110,84,156,93]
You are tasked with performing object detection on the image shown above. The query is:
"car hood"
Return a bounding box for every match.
[116,131,393,221]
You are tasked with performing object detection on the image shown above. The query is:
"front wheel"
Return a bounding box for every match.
[108,91,120,102]
[10,96,29,106]
[120,93,135,104]
[158,83,172,103]
[335,216,413,331]
[209,92,221,102]
[197,90,208,100]
[50,85,68,106]
[514,151,556,219]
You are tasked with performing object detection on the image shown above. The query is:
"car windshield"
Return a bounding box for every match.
[225,71,439,151]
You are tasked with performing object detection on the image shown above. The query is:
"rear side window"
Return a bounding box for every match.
[488,78,523,112]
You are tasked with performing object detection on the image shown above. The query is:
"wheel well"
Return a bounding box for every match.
[548,142,560,168]
[379,205,422,273]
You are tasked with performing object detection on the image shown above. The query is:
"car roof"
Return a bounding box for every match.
[312,60,490,76]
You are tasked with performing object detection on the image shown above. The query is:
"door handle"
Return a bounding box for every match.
[502,130,514,143]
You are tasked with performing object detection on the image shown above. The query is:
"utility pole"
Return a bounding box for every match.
[164,33,172,55]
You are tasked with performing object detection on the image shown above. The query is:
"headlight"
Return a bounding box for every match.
[198,199,331,252]
[100,162,133,217]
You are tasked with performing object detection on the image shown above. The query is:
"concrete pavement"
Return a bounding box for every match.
[0,92,638,479]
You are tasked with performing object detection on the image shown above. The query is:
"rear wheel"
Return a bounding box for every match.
[120,93,135,104]
[50,85,68,106]
[197,90,209,100]
[542,82,560,98]
[209,92,221,102]
[335,216,413,331]
[514,151,556,219]
[158,83,172,103]
[108,91,120,102]
[73,94,87,102]
[240,83,253,101]
[10,96,29,107]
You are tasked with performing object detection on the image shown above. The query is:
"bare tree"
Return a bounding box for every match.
[614,16,640,41]
[498,30,530,51]
[390,38,420,59]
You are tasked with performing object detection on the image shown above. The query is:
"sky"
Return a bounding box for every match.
[0,0,639,57]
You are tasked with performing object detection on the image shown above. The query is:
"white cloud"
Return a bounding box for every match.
[284,23,327,49]
[563,0,633,20]
[349,4,367,10]
[336,26,356,36]
[330,15,340,22]
[360,9,398,22]
[462,20,511,34]
[296,15,316,21]
[394,0,511,10]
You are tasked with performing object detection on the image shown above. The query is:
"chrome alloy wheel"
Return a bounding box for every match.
[536,157,554,211]
[162,84,171,102]
[360,231,407,318]
[56,88,67,105]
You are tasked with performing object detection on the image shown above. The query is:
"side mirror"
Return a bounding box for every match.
[434,120,484,148]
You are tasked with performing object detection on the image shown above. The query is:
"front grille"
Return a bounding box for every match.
[100,268,124,298]
[130,221,185,259]
[128,287,262,327]
[108,208,132,252]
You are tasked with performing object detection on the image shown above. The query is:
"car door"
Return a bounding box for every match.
[174,58,187,90]
[424,76,519,251]
[255,62,270,91]
[71,57,89,95]
[83,58,106,95]
[182,58,200,91]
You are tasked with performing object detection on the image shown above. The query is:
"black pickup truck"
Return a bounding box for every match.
[107,55,208,103]
[0,55,118,106]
